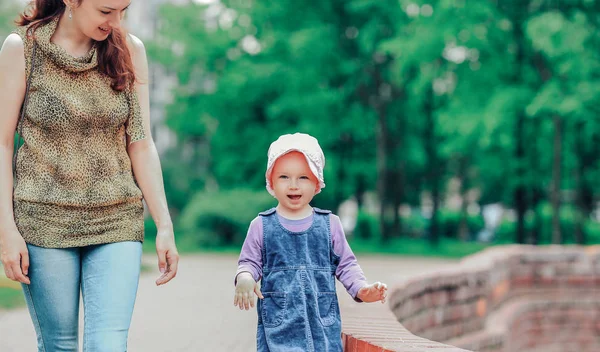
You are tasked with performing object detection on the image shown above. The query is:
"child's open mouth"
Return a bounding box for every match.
[287,195,301,200]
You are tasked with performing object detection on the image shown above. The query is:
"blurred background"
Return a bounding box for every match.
[2,0,600,305]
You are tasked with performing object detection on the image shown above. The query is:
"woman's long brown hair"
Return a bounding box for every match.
[17,0,136,92]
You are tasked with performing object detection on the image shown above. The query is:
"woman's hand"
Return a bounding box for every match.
[234,272,263,310]
[0,228,30,285]
[155,227,179,286]
[357,281,388,303]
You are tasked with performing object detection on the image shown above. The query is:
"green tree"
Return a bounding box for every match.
[148,0,600,247]
[0,1,19,42]
[525,6,600,244]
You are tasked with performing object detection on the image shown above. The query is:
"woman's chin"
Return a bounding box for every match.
[89,29,111,41]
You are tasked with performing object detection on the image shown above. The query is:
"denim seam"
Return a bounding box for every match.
[300,269,314,351]
[261,215,267,274]
[261,292,287,327]
[265,266,332,272]
[81,270,88,352]
[327,214,341,265]
[24,284,47,352]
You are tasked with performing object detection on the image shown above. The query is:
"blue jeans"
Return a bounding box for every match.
[21,241,142,352]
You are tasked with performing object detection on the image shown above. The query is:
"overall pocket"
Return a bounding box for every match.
[261,292,287,328]
[317,292,339,327]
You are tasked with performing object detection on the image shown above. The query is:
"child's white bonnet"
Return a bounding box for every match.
[265,133,326,196]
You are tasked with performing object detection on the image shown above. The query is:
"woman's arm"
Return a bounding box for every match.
[126,34,179,286]
[0,34,30,284]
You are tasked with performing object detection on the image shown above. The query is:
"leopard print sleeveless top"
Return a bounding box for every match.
[12,18,146,248]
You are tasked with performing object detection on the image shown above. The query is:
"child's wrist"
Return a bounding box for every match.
[236,271,254,282]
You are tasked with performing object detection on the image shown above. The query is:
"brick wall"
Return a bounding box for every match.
[342,245,600,352]
[503,301,600,352]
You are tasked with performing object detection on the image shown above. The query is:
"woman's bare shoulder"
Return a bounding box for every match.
[126,33,146,57]
[0,33,26,75]
[1,33,25,58]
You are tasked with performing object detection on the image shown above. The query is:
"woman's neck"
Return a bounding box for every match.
[51,12,94,57]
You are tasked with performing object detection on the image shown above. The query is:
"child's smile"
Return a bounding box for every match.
[270,152,319,218]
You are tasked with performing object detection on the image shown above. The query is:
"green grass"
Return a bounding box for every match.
[140,263,152,273]
[347,237,490,259]
[142,237,157,254]
[144,234,490,259]
[143,236,241,255]
[0,279,25,310]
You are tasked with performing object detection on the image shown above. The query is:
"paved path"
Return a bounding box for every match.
[0,254,457,351]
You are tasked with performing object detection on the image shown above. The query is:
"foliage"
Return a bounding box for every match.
[0,287,24,309]
[0,276,24,310]
[2,0,599,246]
[177,189,276,248]
[145,0,600,245]
[494,203,600,244]
[0,2,19,43]
[348,237,489,259]
[353,211,380,240]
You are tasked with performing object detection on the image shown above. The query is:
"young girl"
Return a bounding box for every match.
[234,133,387,351]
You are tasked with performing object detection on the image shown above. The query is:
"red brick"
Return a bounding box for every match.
[348,246,600,352]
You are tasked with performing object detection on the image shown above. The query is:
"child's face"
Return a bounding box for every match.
[271,151,319,217]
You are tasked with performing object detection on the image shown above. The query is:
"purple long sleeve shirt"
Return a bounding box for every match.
[236,210,368,299]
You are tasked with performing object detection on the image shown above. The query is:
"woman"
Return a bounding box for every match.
[0,0,179,350]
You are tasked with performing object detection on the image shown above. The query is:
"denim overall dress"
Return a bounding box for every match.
[256,208,343,352]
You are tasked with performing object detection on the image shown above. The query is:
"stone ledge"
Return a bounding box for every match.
[388,245,600,352]
[340,245,600,351]
[341,287,469,351]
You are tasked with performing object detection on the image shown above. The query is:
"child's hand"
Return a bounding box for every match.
[357,281,388,303]
[234,272,264,310]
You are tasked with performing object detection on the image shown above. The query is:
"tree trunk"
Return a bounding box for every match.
[531,191,542,245]
[391,170,403,237]
[376,105,390,242]
[513,18,527,245]
[355,174,366,209]
[423,85,440,246]
[458,199,469,241]
[335,142,347,209]
[457,157,470,241]
[430,187,440,245]
[514,112,527,244]
[551,115,563,244]
[528,118,542,245]
[573,121,587,245]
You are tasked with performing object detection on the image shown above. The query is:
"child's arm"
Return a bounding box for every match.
[331,214,388,303]
[234,217,264,310]
[356,281,388,303]
[234,272,263,310]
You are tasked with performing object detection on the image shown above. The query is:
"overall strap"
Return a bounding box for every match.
[258,208,277,216]
[313,207,332,215]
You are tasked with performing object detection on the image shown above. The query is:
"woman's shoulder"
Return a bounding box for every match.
[125,33,147,80]
[10,24,36,47]
[126,32,145,56]
[0,32,25,63]
[2,31,25,51]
